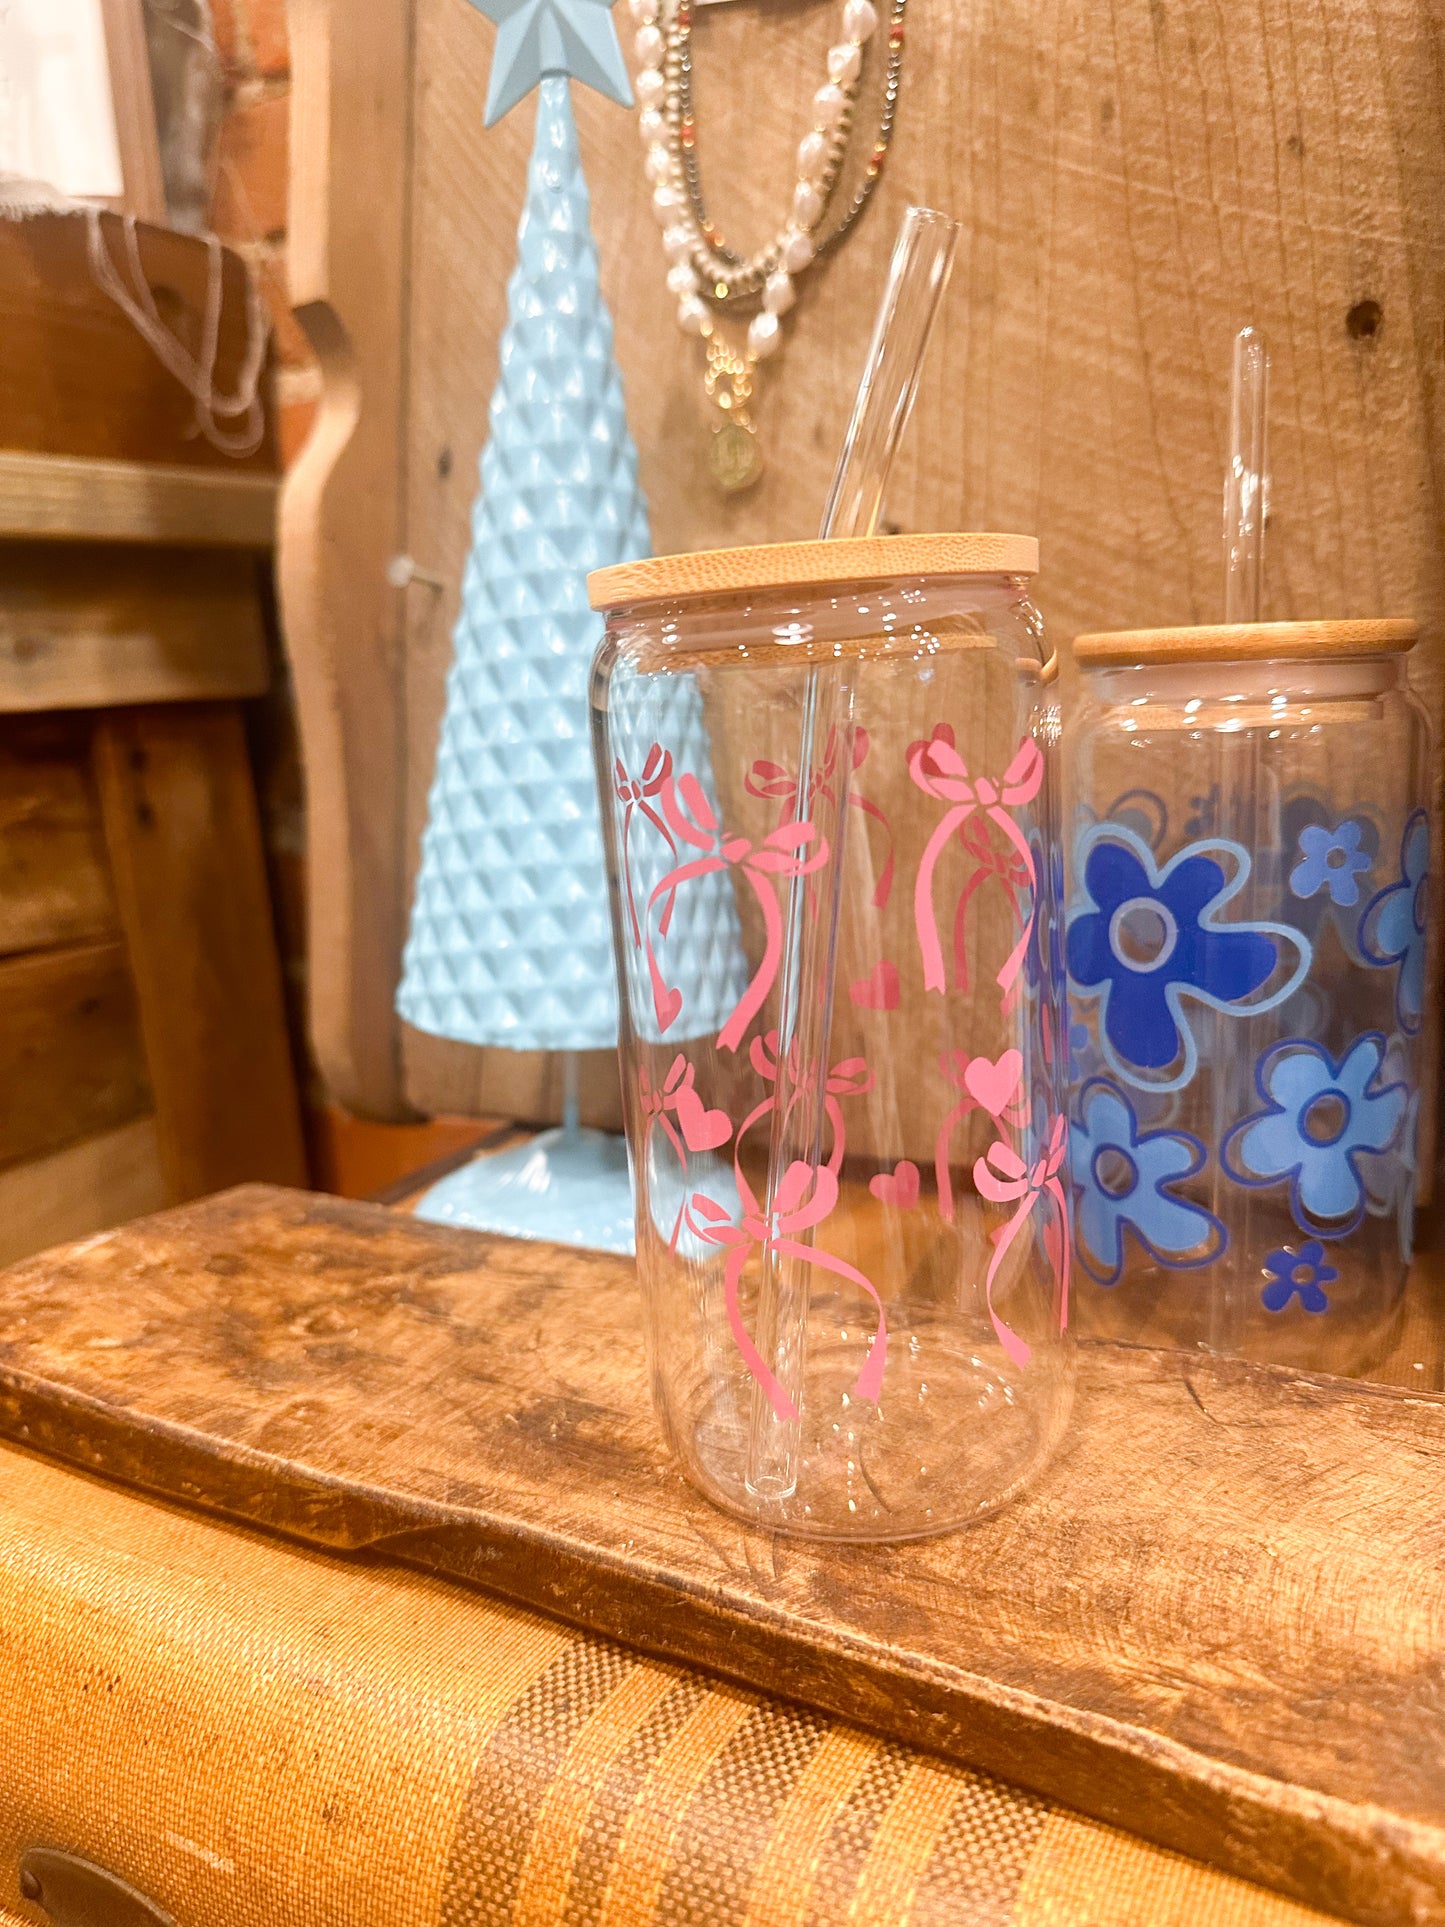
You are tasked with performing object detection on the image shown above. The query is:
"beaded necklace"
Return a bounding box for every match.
[632,0,907,491]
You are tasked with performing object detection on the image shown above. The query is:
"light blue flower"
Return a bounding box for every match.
[1067,824,1310,1094]
[1290,819,1372,907]
[1361,812,1429,1034]
[1223,1034,1406,1237]
[1070,1078,1226,1285]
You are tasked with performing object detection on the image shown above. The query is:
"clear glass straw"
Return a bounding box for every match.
[1224,326,1269,623]
[745,206,962,1501]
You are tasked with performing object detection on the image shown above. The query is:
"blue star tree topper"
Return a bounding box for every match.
[468,0,632,124]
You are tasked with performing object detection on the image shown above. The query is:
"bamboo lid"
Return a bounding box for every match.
[1074,618,1417,668]
[588,533,1039,610]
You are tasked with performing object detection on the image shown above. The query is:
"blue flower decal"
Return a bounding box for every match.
[1261,1241,1337,1314]
[1360,811,1429,1034]
[1070,1078,1226,1285]
[1067,825,1311,1093]
[1290,819,1372,907]
[1223,1033,1407,1237]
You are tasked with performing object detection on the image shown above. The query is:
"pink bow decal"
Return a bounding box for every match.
[686,1161,887,1421]
[648,772,828,1051]
[639,1053,734,1252]
[639,1054,733,1159]
[737,1030,874,1176]
[950,815,1033,995]
[972,1113,1071,1369]
[933,1047,1029,1224]
[747,725,895,911]
[908,726,1043,996]
[614,745,676,949]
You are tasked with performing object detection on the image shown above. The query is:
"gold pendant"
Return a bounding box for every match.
[710,418,763,493]
[704,333,763,494]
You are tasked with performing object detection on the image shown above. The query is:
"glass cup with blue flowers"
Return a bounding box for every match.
[1063,620,1429,1372]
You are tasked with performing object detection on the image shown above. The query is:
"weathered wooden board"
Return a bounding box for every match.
[0,543,269,711]
[281,0,417,1125]
[0,941,150,1170]
[0,454,277,550]
[0,719,117,957]
[92,708,309,1202]
[1,1185,1442,1927]
[0,1118,165,1268]
[0,213,274,471]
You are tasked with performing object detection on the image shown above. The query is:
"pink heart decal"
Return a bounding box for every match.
[655,985,683,1032]
[849,960,900,1011]
[673,1087,733,1153]
[870,1161,920,1210]
[963,1049,1023,1118]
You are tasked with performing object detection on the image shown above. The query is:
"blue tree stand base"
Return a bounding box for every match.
[411,1123,637,1256]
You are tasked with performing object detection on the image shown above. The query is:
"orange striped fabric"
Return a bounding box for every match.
[0,1420,1343,1926]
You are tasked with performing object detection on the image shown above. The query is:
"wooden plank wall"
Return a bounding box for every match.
[283,0,1445,1126]
[0,719,166,1258]
[0,706,310,1261]
[0,212,307,1261]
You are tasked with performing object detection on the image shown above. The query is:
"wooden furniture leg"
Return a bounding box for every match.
[92,703,308,1201]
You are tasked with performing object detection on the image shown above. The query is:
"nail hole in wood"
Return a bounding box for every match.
[1346,300,1382,340]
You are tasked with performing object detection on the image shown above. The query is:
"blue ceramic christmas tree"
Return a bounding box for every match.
[397,2,745,1251]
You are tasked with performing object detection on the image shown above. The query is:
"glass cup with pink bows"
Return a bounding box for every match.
[589,533,1074,1539]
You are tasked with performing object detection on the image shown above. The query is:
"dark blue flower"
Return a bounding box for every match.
[1361,812,1429,1034]
[1290,819,1372,907]
[1070,1079,1226,1285]
[1223,1033,1407,1237]
[1261,1241,1337,1314]
[1066,826,1310,1092]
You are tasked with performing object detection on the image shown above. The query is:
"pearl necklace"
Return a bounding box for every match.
[632,0,907,492]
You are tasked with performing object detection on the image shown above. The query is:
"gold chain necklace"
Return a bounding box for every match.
[630,0,908,492]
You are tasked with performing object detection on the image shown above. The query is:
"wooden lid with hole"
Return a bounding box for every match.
[587,533,1039,610]
[1073,618,1417,668]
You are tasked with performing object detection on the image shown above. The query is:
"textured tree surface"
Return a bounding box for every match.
[397,79,647,1058]
[1,1185,1443,1926]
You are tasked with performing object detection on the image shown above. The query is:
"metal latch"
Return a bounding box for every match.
[19,1849,176,1927]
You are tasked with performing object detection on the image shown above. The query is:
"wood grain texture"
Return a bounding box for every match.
[0,543,269,712]
[0,941,149,1170]
[92,707,308,1201]
[277,0,416,1121]
[587,532,1040,607]
[0,456,278,550]
[1074,618,1420,666]
[2,1184,1442,1927]
[0,1117,165,1267]
[0,214,274,470]
[279,0,1445,1124]
[0,720,117,957]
